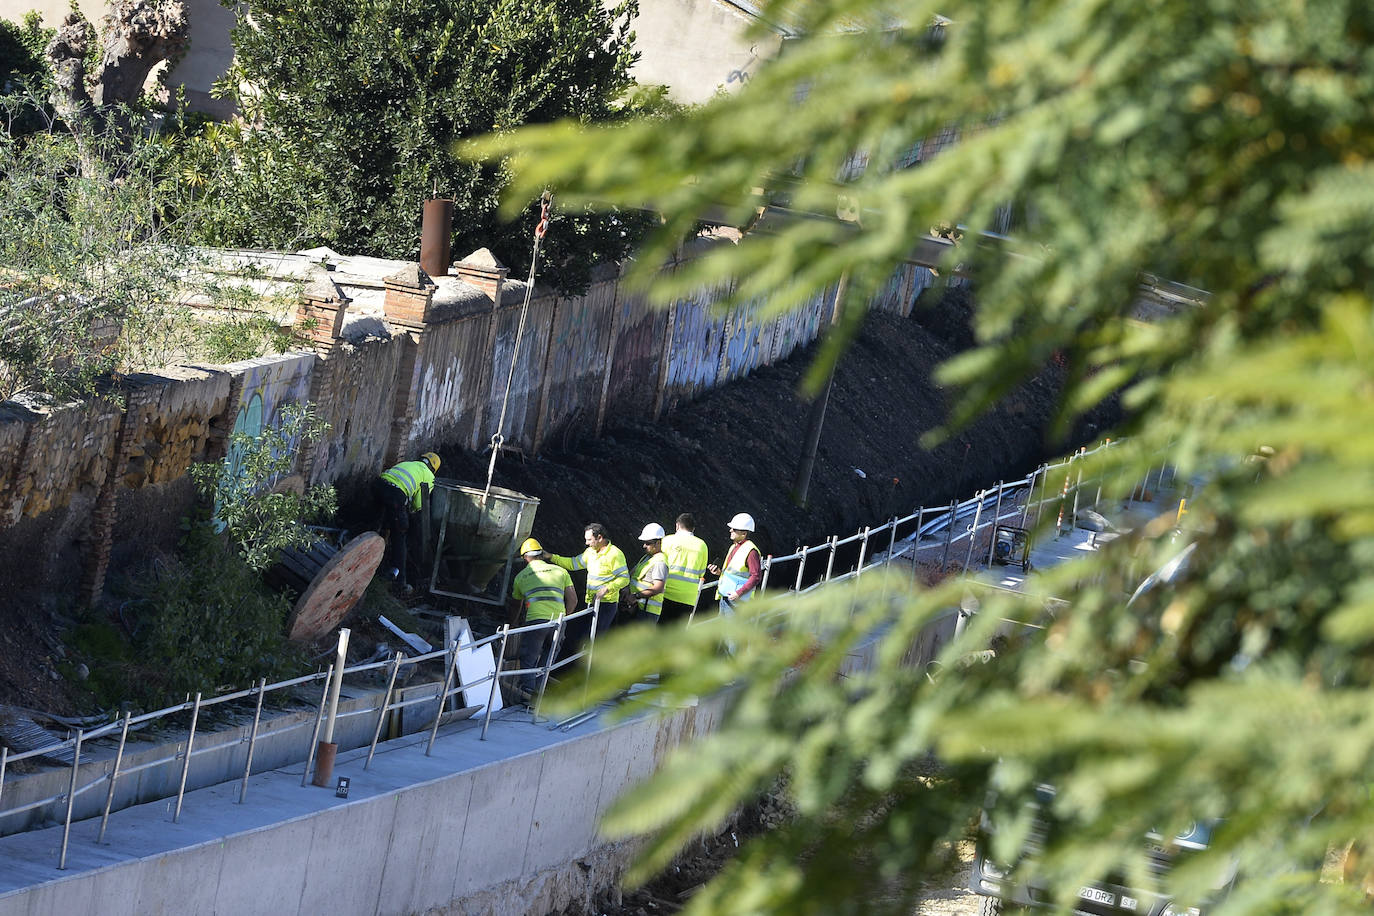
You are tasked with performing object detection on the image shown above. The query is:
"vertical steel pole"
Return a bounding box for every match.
[172,694,201,824]
[97,714,131,842]
[238,679,266,804]
[426,641,461,756]
[365,653,403,770]
[302,665,333,788]
[793,549,809,592]
[533,616,568,720]
[910,507,924,589]
[0,747,7,826]
[962,493,985,572]
[582,603,601,708]
[824,535,838,582]
[1069,450,1084,528]
[480,627,509,741]
[759,557,773,593]
[986,483,1005,566]
[1020,468,1038,529]
[1033,466,1049,529]
[58,729,84,869]
[939,500,957,570]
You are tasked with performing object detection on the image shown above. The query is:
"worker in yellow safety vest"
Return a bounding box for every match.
[708,512,762,618]
[660,513,709,624]
[549,522,630,631]
[508,537,577,698]
[629,523,669,623]
[375,452,440,593]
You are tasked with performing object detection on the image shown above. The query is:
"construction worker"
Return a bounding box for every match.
[708,512,762,618]
[629,523,668,623]
[549,522,630,631]
[375,452,440,593]
[660,513,709,624]
[508,537,577,699]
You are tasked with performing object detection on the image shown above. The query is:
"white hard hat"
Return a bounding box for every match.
[728,512,755,532]
[638,523,666,541]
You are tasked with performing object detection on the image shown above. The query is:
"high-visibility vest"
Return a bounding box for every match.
[720,539,760,601]
[379,460,435,511]
[551,543,630,604]
[511,560,572,622]
[631,553,668,617]
[661,531,709,604]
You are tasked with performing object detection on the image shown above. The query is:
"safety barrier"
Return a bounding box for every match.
[0,438,1170,871]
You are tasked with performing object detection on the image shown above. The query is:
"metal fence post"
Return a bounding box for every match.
[481,627,510,741]
[963,492,985,572]
[365,653,404,770]
[759,557,773,593]
[98,712,131,843]
[238,678,267,804]
[58,728,84,869]
[939,500,957,570]
[1032,465,1048,529]
[1069,449,1085,528]
[426,640,461,756]
[533,616,568,721]
[910,507,924,589]
[173,693,201,824]
[855,527,871,579]
[583,602,601,705]
[824,535,838,582]
[794,548,809,592]
[302,665,333,788]
[986,483,1005,566]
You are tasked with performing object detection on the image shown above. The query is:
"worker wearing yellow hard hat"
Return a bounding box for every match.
[508,535,576,700]
[375,451,441,594]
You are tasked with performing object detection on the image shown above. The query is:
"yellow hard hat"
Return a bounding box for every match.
[520,537,543,556]
[421,452,441,472]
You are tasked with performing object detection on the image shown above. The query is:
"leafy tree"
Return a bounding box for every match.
[198,0,655,292]
[189,402,337,572]
[479,0,1374,911]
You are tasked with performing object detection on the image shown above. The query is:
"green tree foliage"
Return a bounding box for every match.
[481,0,1374,911]
[189,402,337,572]
[194,0,655,292]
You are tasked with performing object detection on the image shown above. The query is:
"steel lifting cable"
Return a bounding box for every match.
[483,191,553,500]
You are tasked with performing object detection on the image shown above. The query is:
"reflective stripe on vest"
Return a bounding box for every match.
[632,554,666,616]
[553,545,629,603]
[661,532,709,603]
[513,562,570,622]
[720,539,759,601]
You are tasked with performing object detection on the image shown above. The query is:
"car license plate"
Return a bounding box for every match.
[1078,886,1116,905]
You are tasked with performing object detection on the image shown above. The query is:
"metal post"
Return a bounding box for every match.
[584,601,601,704]
[986,483,1005,566]
[58,729,84,869]
[824,535,838,582]
[793,549,809,592]
[759,557,773,593]
[426,640,461,756]
[97,712,131,843]
[1021,467,1039,529]
[855,527,871,578]
[939,500,957,571]
[1033,466,1048,529]
[1069,450,1084,529]
[365,653,403,769]
[172,694,201,824]
[302,665,333,788]
[238,679,266,804]
[480,627,509,741]
[910,507,924,589]
[963,492,985,573]
[533,616,568,720]
[0,746,7,822]
[322,628,350,745]
[885,519,898,567]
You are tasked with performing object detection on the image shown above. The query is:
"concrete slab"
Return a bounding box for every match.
[213,814,315,915]
[133,840,227,916]
[298,795,400,916]
[523,731,612,874]
[453,753,544,898]
[594,715,660,823]
[21,861,142,916]
[376,772,474,914]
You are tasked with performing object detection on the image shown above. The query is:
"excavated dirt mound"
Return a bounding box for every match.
[436,288,1113,572]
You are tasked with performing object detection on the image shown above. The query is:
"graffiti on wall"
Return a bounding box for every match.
[218,354,315,521]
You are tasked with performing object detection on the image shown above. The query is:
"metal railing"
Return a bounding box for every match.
[1,438,1165,871]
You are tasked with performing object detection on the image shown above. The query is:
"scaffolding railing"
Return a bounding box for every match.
[2,438,1165,872]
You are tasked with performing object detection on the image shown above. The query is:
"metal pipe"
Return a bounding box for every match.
[986,483,1005,566]
[58,728,84,869]
[1032,466,1048,529]
[239,679,266,804]
[824,536,838,582]
[172,694,201,824]
[1069,450,1084,530]
[909,507,924,589]
[533,616,568,721]
[97,712,131,844]
[480,627,510,741]
[322,628,350,745]
[793,549,808,592]
[939,500,957,571]
[1020,467,1038,528]
[759,557,773,593]
[426,640,461,756]
[962,492,985,572]
[301,663,333,788]
[583,602,601,707]
[365,653,403,770]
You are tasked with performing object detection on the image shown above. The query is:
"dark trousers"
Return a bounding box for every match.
[374,479,411,585]
[517,624,556,694]
[660,597,697,625]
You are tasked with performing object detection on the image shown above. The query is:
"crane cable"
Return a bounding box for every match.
[483,191,552,500]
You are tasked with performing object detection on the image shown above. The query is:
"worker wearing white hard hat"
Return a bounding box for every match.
[708,512,763,629]
[507,535,576,700]
[629,522,669,623]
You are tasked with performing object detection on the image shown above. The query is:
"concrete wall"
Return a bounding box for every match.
[621,0,787,103]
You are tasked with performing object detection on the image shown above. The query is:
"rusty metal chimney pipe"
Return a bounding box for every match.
[420,198,454,278]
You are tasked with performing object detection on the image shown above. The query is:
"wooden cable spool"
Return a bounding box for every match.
[270,532,385,642]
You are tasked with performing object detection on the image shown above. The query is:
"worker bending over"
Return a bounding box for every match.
[508,538,577,701]
[630,523,668,623]
[549,522,630,631]
[660,513,709,624]
[708,512,762,618]
[375,452,440,593]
